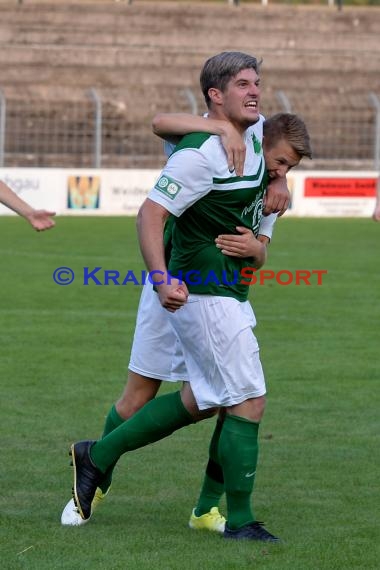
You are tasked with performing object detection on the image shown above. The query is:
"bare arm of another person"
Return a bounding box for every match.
[0,180,56,231]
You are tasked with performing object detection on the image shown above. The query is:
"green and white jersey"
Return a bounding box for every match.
[148,117,267,301]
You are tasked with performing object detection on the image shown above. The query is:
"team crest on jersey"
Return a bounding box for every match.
[252,134,262,155]
[155,175,182,200]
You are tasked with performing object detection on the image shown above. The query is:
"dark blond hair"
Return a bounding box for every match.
[263,113,312,159]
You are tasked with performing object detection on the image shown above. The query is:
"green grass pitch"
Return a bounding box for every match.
[0,216,379,570]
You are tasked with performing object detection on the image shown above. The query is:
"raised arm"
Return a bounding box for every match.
[0,180,56,231]
[152,113,246,176]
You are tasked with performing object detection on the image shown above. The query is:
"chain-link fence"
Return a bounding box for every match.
[0,88,379,171]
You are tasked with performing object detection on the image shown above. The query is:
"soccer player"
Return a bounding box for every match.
[372,175,380,221]
[61,114,283,529]
[0,180,55,230]
[67,52,311,541]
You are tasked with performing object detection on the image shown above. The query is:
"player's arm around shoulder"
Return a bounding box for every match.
[152,112,246,176]
[263,176,290,217]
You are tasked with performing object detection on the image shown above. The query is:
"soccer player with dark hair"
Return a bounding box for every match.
[66,52,311,542]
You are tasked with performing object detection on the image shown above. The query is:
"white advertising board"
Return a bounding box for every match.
[0,168,378,218]
[285,171,377,217]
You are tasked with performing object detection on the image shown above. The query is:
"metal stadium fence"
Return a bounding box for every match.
[0,88,379,171]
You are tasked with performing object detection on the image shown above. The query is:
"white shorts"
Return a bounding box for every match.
[128,282,188,382]
[169,295,266,410]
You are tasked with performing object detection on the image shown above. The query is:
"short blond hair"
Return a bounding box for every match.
[264,113,312,159]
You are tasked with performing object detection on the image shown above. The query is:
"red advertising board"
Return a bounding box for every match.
[305,177,376,198]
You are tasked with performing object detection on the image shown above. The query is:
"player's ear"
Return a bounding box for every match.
[208,87,223,106]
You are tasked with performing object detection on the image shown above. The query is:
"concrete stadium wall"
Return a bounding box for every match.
[0,1,379,168]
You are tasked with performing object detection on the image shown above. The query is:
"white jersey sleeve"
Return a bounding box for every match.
[148,147,213,217]
[258,213,278,240]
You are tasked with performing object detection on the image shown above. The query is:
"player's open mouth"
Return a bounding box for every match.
[245,101,258,109]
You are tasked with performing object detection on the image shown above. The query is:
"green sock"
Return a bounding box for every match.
[195,416,225,516]
[90,391,193,473]
[219,414,259,530]
[101,404,125,438]
[98,404,125,493]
